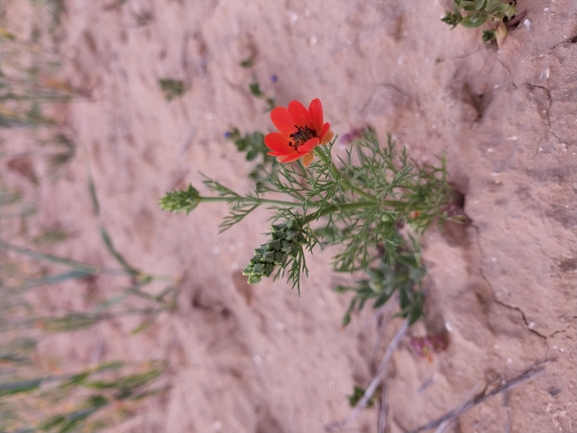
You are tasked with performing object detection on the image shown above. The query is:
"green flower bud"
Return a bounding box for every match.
[159,185,201,214]
[242,218,308,284]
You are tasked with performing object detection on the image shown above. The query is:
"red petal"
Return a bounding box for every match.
[318,123,330,141]
[270,107,297,136]
[264,132,293,154]
[279,151,303,163]
[308,98,324,135]
[267,149,289,157]
[298,137,319,154]
[288,100,311,128]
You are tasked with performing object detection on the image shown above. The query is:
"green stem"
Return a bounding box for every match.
[302,201,374,225]
[313,146,376,202]
[198,196,300,208]
[301,197,409,226]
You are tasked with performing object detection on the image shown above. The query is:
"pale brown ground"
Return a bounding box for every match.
[2,0,577,432]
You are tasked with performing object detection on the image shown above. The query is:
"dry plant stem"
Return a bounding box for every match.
[370,310,388,371]
[406,360,551,433]
[325,318,410,432]
[433,419,454,433]
[432,385,482,433]
[377,383,387,433]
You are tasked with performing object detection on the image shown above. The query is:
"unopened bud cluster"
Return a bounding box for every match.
[242,219,307,284]
[158,185,201,214]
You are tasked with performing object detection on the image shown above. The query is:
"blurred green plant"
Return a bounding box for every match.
[0,172,175,430]
[222,60,279,188]
[248,78,275,111]
[239,57,254,68]
[239,56,276,110]
[224,127,277,190]
[347,385,376,408]
[0,359,164,433]
[0,34,72,127]
[0,25,173,432]
[158,78,187,101]
[442,0,517,44]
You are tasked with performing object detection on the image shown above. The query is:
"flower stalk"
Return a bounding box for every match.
[159,184,301,215]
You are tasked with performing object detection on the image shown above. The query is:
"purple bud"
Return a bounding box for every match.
[271,74,278,83]
[224,131,232,139]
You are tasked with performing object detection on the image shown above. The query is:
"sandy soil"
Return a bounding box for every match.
[2,0,577,432]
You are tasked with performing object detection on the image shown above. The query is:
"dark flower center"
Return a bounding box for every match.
[289,125,316,150]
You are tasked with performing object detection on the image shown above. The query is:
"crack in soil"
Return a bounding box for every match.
[469,222,548,340]
[375,82,411,100]
[523,82,563,155]
[550,35,577,50]
[452,48,482,60]
[496,58,517,89]
[358,82,413,113]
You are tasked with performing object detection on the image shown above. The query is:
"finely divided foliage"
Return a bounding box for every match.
[160,105,455,309]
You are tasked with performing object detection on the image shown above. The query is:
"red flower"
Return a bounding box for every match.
[264,98,334,167]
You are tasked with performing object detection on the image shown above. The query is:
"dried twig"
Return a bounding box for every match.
[325,319,410,432]
[433,419,453,433]
[377,383,387,433]
[406,359,551,433]
[369,308,388,372]
[502,390,512,433]
[432,384,480,433]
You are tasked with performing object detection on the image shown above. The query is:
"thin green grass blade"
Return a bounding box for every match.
[93,361,124,372]
[92,292,129,314]
[0,240,95,272]
[115,368,161,390]
[130,315,157,335]
[0,240,125,276]
[41,313,97,333]
[19,269,94,290]
[98,226,139,277]
[0,378,42,396]
[155,285,176,303]
[87,176,99,216]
